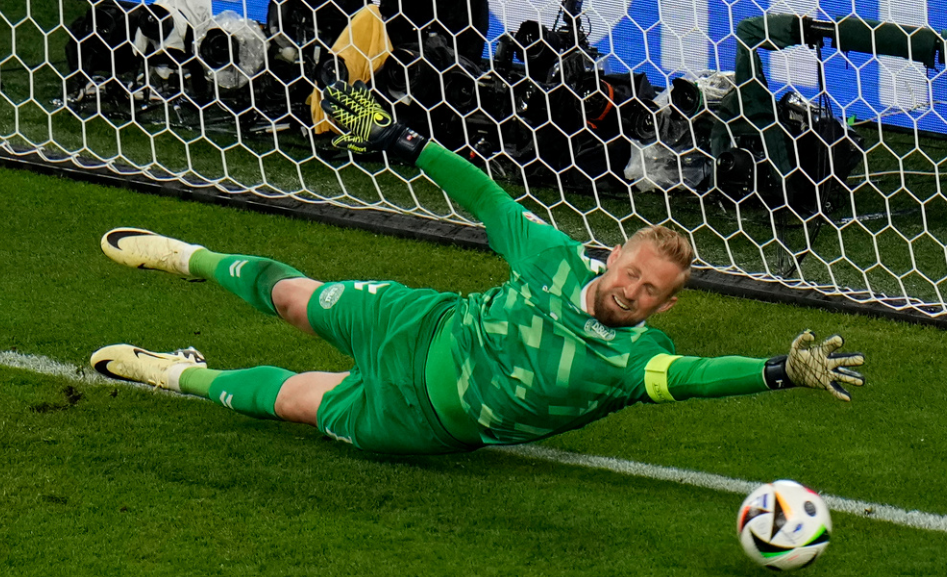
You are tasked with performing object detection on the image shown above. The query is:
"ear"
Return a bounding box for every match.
[656,296,678,315]
[606,245,622,268]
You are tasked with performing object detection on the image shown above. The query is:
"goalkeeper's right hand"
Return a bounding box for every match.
[320,80,427,163]
[764,330,865,401]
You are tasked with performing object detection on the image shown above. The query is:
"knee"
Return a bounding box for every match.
[274,371,348,426]
[272,278,322,329]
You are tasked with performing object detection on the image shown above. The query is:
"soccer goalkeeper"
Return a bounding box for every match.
[91,81,865,454]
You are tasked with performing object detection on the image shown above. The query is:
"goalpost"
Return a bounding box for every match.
[3,0,947,323]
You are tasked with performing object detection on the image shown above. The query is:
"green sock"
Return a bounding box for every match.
[179,366,295,420]
[188,249,305,315]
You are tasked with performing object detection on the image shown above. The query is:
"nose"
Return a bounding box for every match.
[623,281,642,301]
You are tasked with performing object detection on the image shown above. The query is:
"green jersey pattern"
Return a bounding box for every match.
[450,233,675,445]
[418,143,676,445]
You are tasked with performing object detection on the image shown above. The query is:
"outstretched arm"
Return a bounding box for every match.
[642,354,769,402]
[320,80,571,262]
[415,143,575,260]
[642,331,865,403]
[415,142,521,229]
[319,79,503,218]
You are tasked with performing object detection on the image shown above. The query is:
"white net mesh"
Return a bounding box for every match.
[4,0,947,317]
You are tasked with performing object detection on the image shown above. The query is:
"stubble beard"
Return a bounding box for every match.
[593,288,639,328]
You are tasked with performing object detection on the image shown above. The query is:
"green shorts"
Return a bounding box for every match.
[306,280,473,454]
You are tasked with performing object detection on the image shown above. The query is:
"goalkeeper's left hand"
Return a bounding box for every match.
[320,80,427,163]
[764,330,865,401]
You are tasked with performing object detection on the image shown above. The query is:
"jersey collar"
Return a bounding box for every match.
[579,256,606,314]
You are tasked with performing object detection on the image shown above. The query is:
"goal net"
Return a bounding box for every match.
[3,0,947,320]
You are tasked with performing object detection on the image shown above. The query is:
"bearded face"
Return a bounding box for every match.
[588,242,685,327]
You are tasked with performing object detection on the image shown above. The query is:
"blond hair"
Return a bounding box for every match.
[625,225,694,291]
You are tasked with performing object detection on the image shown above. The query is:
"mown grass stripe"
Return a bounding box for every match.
[6,349,947,534]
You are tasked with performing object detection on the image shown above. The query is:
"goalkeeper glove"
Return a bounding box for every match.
[320,80,427,163]
[764,330,865,402]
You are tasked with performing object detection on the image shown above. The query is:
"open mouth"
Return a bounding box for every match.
[612,294,631,311]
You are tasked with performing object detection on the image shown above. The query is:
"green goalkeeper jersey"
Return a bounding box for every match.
[418,143,770,446]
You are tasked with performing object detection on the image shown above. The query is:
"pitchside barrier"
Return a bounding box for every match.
[3,0,947,325]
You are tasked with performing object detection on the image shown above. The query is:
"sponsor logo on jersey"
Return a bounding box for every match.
[319,283,345,309]
[522,211,547,225]
[584,319,615,341]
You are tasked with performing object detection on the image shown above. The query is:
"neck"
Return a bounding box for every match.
[585,277,600,316]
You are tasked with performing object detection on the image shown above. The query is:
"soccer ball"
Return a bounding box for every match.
[737,480,832,571]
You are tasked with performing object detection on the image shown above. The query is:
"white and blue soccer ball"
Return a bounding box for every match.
[737,480,832,571]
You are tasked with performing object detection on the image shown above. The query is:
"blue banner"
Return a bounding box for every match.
[135,0,947,134]
[488,0,947,134]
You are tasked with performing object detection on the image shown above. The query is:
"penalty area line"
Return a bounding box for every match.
[496,446,947,534]
[5,350,946,533]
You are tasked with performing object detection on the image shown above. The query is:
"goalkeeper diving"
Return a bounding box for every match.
[90,81,866,454]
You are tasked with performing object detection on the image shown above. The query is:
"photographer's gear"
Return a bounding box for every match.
[194,11,268,91]
[715,148,756,198]
[199,28,239,69]
[317,57,349,88]
[65,0,141,80]
[374,34,482,150]
[136,5,175,44]
[267,0,363,59]
[709,14,933,214]
[803,16,945,67]
[321,80,428,162]
[669,77,702,117]
[132,0,212,56]
[379,0,490,63]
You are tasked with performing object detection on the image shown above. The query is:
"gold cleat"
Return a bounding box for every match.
[101,228,203,277]
[91,344,206,392]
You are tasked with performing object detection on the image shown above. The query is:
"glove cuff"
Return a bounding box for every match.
[388,126,428,164]
[764,355,795,390]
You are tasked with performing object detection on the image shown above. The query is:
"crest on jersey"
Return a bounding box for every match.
[319,283,344,309]
[584,319,616,341]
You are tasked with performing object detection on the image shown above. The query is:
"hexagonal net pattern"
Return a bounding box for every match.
[4,0,947,318]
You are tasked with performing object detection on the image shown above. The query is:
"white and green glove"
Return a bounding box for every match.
[764,330,865,401]
[320,80,427,163]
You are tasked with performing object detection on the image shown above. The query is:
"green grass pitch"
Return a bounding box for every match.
[1,165,946,576]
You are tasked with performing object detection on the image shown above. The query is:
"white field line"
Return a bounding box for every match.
[4,350,946,533]
[497,445,947,533]
[0,350,115,385]
[0,350,198,399]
